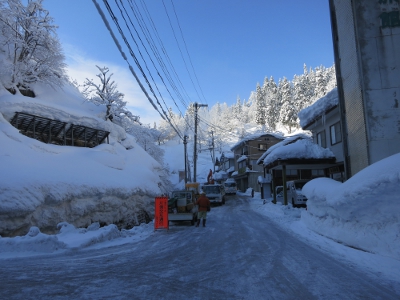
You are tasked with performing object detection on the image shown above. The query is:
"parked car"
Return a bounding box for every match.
[286,180,310,207]
[202,184,226,205]
[223,179,237,195]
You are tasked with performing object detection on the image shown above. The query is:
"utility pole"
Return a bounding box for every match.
[184,135,188,184]
[209,130,215,174]
[193,102,208,182]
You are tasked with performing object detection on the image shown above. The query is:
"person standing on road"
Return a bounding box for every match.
[195,191,210,227]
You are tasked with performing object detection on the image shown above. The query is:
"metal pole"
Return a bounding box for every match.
[184,135,188,184]
[211,131,215,174]
[193,102,208,183]
[282,165,288,206]
[194,103,198,183]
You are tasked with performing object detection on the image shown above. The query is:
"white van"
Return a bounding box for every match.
[286,180,309,207]
[224,179,237,195]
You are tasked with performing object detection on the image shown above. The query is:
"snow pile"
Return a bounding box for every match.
[298,88,338,128]
[0,83,166,236]
[302,153,400,260]
[0,221,154,258]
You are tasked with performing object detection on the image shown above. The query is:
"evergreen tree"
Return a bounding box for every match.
[255,83,266,126]
[233,95,243,121]
[266,76,280,130]
[314,65,328,99]
[325,64,337,92]
[278,77,298,133]
[263,76,277,130]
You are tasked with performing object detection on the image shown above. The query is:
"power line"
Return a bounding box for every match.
[114,0,196,136]
[114,0,183,136]
[161,0,203,104]
[138,0,193,107]
[169,0,208,105]
[93,0,183,139]
[126,0,190,113]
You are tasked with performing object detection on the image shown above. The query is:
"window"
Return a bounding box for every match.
[312,169,325,177]
[316,130,326,148]
[258,144,267,151]
[242,146,248,155]
[330,122,342,145]
[250,159,257,166]
[286,169,297,176]
[238,160,246,169]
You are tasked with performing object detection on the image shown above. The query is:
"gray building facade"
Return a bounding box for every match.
[330,0,400,177]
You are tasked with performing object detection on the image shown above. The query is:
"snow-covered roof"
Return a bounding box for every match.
[230,132,285,151]
[214,171,227,180]
[257,133,311,165]
[226,166,234,173]
[262,138,335,167]
[237,155,247,163]
[258,176,269,184]
[298,88,338,128]
[221,151,234,159]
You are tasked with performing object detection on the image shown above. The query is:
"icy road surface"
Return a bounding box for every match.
[1,195,399,299]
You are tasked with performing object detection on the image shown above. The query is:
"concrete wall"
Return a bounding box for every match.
[355,0,400,163]
[331,0,400,176]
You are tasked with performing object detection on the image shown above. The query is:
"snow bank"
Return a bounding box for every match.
[302,153,400,260]
[0,84,167,236]
[0,222,154,258]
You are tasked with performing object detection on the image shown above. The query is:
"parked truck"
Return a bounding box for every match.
[167,183,200,225]
[202,184,226,205]
[223,179,237,195]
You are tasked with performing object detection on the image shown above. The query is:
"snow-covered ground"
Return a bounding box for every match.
[1,189,399,288]
[0,82,399,287]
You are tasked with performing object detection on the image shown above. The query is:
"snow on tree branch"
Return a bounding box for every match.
[0,0,67,93]
[81,65,140,125]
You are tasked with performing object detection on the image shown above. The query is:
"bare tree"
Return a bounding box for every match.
[0,0,67,93]
[81,65,140,125]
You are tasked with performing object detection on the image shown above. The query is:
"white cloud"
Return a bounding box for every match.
[63,44,162,125]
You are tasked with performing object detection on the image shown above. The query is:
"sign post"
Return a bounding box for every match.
[154,197,169,231]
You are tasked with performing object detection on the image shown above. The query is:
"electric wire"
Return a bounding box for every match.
[95,0,183,139]
[196,115,281,154]
[138,0,193,106]
[161,0,203,104]
[91,0,162,119]
[114,0,183,137]
[169,0,208,105]
[127,0,189,112]
[122,0,196,135]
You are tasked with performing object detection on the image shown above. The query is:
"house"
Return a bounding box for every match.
[298,88,345,182]
[214,151,235,183]
[256,89,348,204]
[257,133,336,204]
[230,133,285,193]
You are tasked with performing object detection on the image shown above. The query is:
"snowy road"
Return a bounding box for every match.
[1,195,399,300]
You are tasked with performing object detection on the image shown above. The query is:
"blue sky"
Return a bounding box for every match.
[44,0,334,125]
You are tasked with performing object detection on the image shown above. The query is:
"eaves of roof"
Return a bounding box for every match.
[264,157,336,170]
[302,104,338,130]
